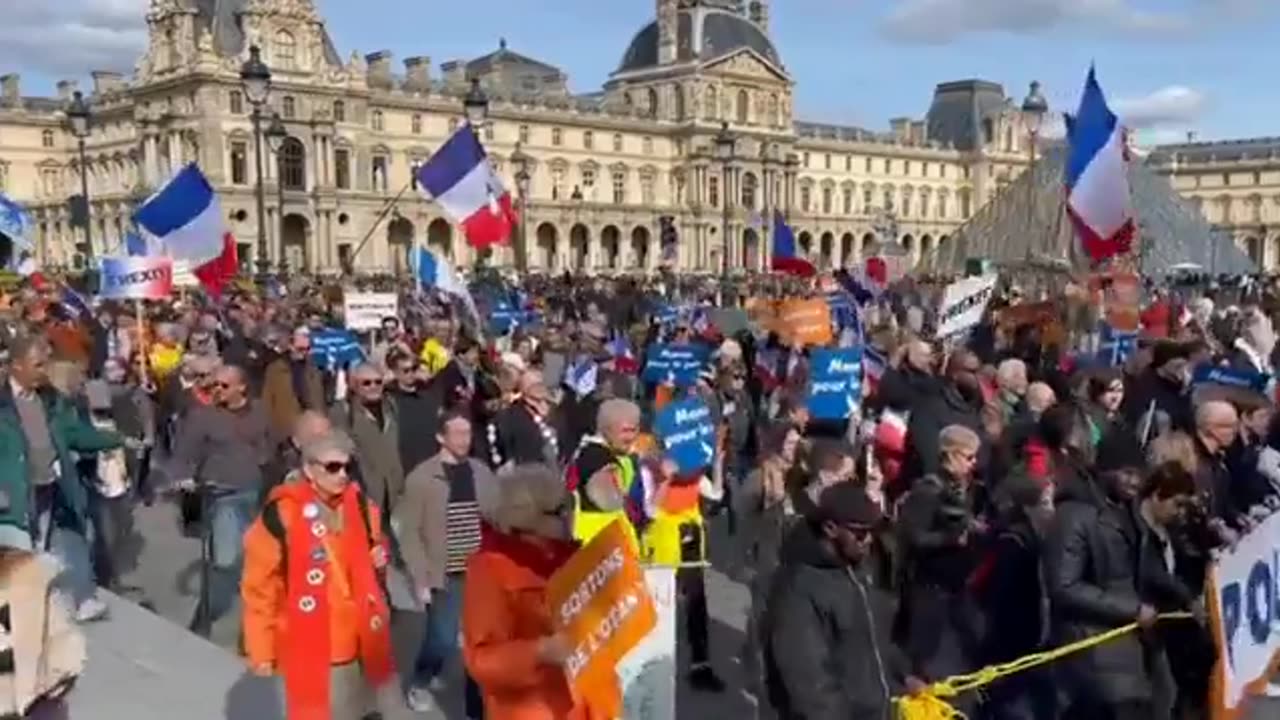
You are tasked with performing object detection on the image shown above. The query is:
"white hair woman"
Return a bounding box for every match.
[461,464,611,720]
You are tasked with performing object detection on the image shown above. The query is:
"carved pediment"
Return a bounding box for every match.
[704,49,788,84]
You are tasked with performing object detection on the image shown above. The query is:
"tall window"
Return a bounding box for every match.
[581,168,596,191]
[332,100,345,122]
[843,188,853,215]
[646,88,659,117]
[274,30,296,69]
[920,194,930,218]
[673,85,685,120]
[484,124,494,141]
[863,189,873,213]
[741,173,758,209]
[411,114,422,134]
[583,131,594,150]
[371,110,384,131]
[865,157,873,173]
[767,93,779,126]
[41,130,54,148]
[704,86,718,120]
[938,194,948,219]
[551,128,562,146]
[642,136,653,154]
[640,175,655,205]
[230,141,248,185]
[519,125,530,144]
[334,148,351,189]
[883,188,894,211]
[551,168,565,200]
[282,96,296,119]
[883,158,891,173]
[736,89,749,123]
[279,137,306,191]
[800,186,811,212]
[229,91,244,115]
[371,155,388,191]
[708,176,720,208]
[824,154,832,170]
[612,171,626,204]
[901,194,911,217]
[612,134,623,152]
[822,187,833,214]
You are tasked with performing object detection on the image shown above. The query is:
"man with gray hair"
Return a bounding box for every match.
[995,358,1029,425]
[331,362,405,518]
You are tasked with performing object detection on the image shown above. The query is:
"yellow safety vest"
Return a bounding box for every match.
[572,452,640,551]
[643,507,704,566]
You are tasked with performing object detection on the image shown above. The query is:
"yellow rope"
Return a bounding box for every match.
[893,612,1193,720]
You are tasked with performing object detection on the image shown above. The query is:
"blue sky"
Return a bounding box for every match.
[4,0,1277,144]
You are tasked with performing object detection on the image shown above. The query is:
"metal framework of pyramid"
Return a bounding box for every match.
[919,144,1255,276]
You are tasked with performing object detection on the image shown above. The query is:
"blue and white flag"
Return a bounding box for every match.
[1098,323,1138,367]
[0,192,33,252]
[411,245,479,324]
[59,287,92,320]
[310,327,365,371]
[132,164,227,266]
[807,347,863,420]
[565,360,599,398]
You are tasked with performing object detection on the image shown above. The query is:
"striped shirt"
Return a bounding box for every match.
[443,462,482,574]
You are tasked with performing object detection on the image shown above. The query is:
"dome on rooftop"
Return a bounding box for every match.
[616,7,781,74]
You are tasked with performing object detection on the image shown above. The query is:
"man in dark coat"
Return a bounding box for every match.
[902,349,985,482]
[763,482,921,720]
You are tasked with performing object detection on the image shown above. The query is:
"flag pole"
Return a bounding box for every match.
[348,179,415,266]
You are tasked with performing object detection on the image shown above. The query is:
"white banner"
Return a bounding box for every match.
[617,567,677,720]
[935,273,998,339]
[1210,510,1280,718]
[342,292,398,331]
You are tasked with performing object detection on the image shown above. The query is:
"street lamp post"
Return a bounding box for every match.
[511,143,531,275]
[1021,80,1049,264]
[463,78,490,130]
[240,45,272,277]
[264,112,288,273]
[714,122,736,283]
[66,90,93,262]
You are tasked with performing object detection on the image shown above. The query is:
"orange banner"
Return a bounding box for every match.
[774,298,833,347]
[546,519,657,717]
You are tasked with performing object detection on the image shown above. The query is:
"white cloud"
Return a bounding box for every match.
[1113,86,1207,128]
[0,0,148,80]
[881,0,1190,44]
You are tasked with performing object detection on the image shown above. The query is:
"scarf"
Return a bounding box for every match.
[277,480,395,720]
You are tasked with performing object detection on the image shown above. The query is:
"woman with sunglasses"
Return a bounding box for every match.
[242,431,401,720]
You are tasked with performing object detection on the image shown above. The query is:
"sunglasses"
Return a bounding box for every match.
[318,460,353,475]
[357,378,384,387]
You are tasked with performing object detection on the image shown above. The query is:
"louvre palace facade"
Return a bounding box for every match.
[1,0,1268,274]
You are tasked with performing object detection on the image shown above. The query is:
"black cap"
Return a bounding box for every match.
[1151,340,1191,370]
[1096,429,1146,474]
[813,482,883,527]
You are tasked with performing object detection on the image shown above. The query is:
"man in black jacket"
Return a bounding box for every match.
[764,482,922,720]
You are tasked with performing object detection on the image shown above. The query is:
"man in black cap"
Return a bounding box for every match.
[1123,340,1193,440]
[763,482,922,719]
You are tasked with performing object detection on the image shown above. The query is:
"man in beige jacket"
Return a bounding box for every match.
[394,411,497,716]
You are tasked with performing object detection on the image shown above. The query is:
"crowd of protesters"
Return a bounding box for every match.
[0,266,1278,720]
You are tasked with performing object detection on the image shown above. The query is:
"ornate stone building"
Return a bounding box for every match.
[0,0,1046,274]
[1147,138,1280,271]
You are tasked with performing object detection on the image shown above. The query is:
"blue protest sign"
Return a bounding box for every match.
[642,344,709,386]
[310,327,365,370]
[488,301,540,335]
[1193,364,1269,393]
[807,347,863,420]
[653,397,717,474]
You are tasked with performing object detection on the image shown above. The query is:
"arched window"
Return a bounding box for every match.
[279,137,306,191]
[704,85,718,120]
[673,84,685,120]
[741,172,758,210]
[736,89,749,123]
[332,100,345,122]
[646,88,659,117]
[768,93,780,126]
[274,30,296,69]
[282,96,296,119]
[982,118,994,145]
[371,110,384,131]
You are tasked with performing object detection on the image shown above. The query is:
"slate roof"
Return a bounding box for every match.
[1147,136,1280,166]
[919,144,1255,277]
[617,7,781,73]
[467,39,560,77]
[795,121,887,143]
[924,80,1008,152]
[191,0,342,66]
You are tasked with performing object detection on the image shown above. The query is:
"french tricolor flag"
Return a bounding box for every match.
[1065,67,1135,264]
[415,125,516,250]
[770,210,814,277]
[133,164,238,297]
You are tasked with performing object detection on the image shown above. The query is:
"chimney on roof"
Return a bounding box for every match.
[889,117,911,141]
[1187,131,1197,143]
[440,60,466,88]
[365,50,393,90]
[0,74,19,104]
[55,79,78,101]
[404,57,431,92]
[91,70,124,95]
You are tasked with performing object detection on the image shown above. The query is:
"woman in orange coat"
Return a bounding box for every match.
[462,464,615,720]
